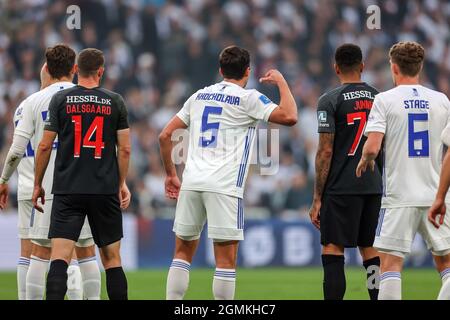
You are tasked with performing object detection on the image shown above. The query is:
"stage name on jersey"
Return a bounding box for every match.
[404,99,429,109]
[342,90,375,101]
[196,92,240,106]
[66,95,112,105]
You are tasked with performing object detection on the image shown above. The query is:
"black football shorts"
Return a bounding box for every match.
[48,194,123,248]
[320,194,381,248]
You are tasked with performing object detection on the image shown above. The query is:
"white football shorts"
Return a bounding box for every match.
[19,200,94,247]
[374,206,450,257]
[173,190,244,241]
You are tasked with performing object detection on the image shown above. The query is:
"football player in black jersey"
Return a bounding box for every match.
[309,44,382,300]
[33,48,131,300]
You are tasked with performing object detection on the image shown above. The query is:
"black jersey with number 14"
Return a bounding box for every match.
[317,82,382,195]
[45,85,129,195]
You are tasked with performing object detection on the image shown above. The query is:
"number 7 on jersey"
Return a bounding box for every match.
[347,112,367,156]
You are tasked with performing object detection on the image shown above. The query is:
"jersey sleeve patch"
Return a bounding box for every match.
[259,94,272,105]
[318,111,328,126]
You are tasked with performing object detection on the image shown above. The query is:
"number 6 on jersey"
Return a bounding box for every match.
[71,115,105,159]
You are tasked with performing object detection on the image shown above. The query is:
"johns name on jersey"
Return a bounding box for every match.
[196,92,240,106]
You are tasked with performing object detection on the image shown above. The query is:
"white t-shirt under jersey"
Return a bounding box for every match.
[13,82,75,200]
[365,84,450,208]
[177,81,277,198]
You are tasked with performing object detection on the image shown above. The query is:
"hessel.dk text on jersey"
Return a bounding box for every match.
[65,95,112,105]
[342,90,376,101]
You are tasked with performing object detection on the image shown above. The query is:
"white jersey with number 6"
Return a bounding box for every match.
[13,82,75,200]
[176,81,277,198]
[365,84,450,208]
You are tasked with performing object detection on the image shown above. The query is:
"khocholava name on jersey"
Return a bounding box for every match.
[66,104,112,115]
[196,92,240,106]
[66,95,112,105]
[404,99,429,109]
[342,90,375,101]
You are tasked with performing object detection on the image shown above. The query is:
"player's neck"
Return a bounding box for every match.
[223,78,246,88]
[46,76,72,87]
[394,75,420,86]
[338,75,362,84]
[78,78,100,89]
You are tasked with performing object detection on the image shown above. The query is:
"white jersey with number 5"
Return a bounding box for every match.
[13,82,75,200]
[365,84,450,208]
[176,81,277,198]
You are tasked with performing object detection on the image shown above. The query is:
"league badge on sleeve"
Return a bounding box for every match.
[318,111,329,127]
[259,94,272,105]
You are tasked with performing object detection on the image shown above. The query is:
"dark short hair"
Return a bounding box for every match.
[334,43,363,73]
[219,46,250,80]
[389,41,425,77]
[77,48,105,77]
[45,44,76,79]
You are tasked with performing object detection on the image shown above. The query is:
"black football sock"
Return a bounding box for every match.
[363,256,380,300]
[322,254,346,300]
[106,267,128,300]
[46,259,68,300]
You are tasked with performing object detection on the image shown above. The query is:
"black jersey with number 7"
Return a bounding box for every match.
[44,85,129,195]
[317,82,382,195]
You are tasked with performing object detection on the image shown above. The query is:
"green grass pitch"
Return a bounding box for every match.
[0,267,441,300]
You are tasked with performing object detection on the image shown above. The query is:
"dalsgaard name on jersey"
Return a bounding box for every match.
[177,81,277,199]
[365,85,450,207]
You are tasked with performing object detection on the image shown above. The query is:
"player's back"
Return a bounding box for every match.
[13,82,74,200]
[44,85,129,195]
[178,81,277,198]
[372,85,450,207]
[318,82,382,195]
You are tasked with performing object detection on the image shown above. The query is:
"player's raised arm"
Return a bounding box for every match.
[259,69,297,126]
[159,116,188,199]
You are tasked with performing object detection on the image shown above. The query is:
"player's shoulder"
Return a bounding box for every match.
[373,86,399,101]
[96,87,123,100]
[50,85,78,101]
[362,82,380,94]
[420,86,449,101]
[318,84,346,105]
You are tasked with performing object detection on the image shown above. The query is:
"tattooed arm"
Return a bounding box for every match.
[309,133,335,229]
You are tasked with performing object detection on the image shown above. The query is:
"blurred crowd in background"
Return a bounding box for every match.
[1,0,449,219]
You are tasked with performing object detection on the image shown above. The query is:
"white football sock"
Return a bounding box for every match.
[438,268,450,300]
[26,255,49,300]
[17,257,30,300]
[166,259,190,300]
[78,256,101,300]
[378,271,401,300]
[213,268,236,300]
[66,260,83,300]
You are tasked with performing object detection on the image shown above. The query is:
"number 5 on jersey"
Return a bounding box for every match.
[72,115,105,159]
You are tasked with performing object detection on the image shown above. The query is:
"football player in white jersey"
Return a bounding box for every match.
[0,44,102,300]
[159,46,297,300]
[357,42,450,300]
